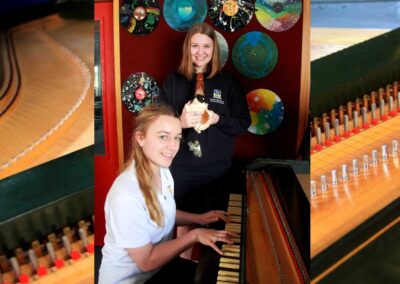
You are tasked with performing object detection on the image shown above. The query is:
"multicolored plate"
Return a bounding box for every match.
[255,0,302,32]
[164,0,207,32]
[120,0,161,35]
[246,89,284,135]
[215,31,229,68]
[121,72,159,113]
[232,31,278,79]
[209,0,255,32]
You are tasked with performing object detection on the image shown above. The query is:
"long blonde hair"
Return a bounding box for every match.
[178,23,221,81]
[126,103,178,227]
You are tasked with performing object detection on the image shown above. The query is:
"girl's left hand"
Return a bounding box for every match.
[208,110,219,125]
[197,210,229,225]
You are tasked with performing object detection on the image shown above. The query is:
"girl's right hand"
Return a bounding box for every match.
[192,228,238,255]
[180,102,201,128]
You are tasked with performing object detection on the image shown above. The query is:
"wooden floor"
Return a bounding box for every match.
[0,15,93,179]
[311,28,390,61]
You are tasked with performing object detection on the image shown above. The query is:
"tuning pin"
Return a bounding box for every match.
[316,126,322,143]
[352,111,360,133]
[10,256,29,283]
[46,242,64,269]
[363,154,369,171]
[344,114,349,131]
[31,248,48,277]
[27,249,46,277]
[46,242,56,265]
[315,127,323,151]
[379,99,388,121]
[28,249,39,271]
[324,122,332,146]
[371,149,378,167]
[80,219,94,253]
[62,235,72,258]
[361,107,369,129]
[352,159,359,175]
[310,180,317,197]
[371,103,378,125]
[63,235,80,261]
[331,170,338,185]
[78,228,89,250]
[381,144,388,161]
[321,175,328,192]
[343,115,351,137]
[342,164,349,181]
[333,119,341,142]
[10,257,21,279]
[388,96,396,116]
[392,140,398,157]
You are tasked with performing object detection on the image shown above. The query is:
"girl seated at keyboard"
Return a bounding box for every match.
[99,104,236,284]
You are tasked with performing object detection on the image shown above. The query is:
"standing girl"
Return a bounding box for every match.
[158,23,251,215]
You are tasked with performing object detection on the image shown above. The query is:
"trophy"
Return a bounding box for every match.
[185,69,214,157]
[185,70,213,134]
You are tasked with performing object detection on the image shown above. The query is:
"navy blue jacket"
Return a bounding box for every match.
[157,71,251,167]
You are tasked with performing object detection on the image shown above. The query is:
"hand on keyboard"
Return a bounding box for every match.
[192,228,238,255]
[196,210,230,225]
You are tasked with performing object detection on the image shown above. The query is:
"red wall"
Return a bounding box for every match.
[119,0,304,163]
[94,1,120,246]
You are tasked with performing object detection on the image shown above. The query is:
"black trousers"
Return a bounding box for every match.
[170,160,231,213]
[145,257,197,284]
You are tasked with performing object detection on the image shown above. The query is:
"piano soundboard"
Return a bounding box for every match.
[310,80,400,281]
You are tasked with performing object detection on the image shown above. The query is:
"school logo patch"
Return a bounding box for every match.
[210,89,224,104]
[213,89,222,99]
